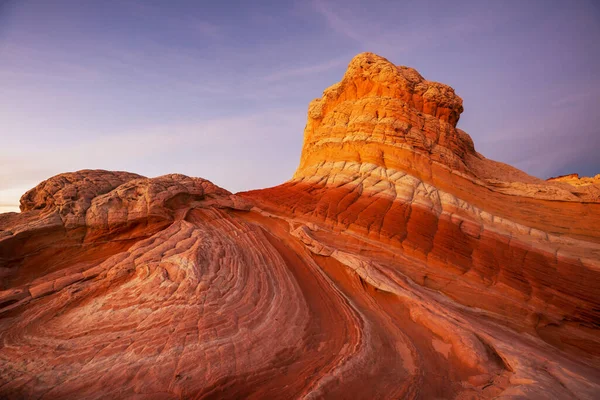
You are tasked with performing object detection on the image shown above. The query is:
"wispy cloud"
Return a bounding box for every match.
[550,88,600,108]
[311,0,366,44]
[1,0,598,210]
[310,0,520,58]
[261,56,348,83]
[125,1,225,40]
[0,107,306,211]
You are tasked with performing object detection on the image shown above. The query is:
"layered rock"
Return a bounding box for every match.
[1,53,599,399]
[547,173,600,187]
[243,53,600,397]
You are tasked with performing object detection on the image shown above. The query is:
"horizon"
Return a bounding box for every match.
[1,0,600,213]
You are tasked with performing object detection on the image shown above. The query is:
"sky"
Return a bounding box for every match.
[1,0,599,213]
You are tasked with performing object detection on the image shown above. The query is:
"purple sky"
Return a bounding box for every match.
[1,0,599,212]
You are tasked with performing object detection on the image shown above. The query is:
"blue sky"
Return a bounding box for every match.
[1,0,599,212]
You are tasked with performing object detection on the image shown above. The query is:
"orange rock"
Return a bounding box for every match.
[547,172,600,187]
[1,53,599,399]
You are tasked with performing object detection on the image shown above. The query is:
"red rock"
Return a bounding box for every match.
[1,53,599,399]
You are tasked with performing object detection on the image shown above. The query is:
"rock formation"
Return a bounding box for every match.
[1,53,599,399]
[547,173,600,187]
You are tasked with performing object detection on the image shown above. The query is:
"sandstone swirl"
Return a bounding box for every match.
[1,53,599,399]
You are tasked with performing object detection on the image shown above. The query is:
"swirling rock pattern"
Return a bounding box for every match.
[1,53,599,399]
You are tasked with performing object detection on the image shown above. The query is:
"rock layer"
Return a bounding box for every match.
[1,53,599,399]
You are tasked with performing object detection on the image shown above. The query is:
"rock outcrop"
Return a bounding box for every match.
[547,173,600,187]
[1,53,599,399]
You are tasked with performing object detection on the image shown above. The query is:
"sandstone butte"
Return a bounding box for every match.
[1,52,599,399]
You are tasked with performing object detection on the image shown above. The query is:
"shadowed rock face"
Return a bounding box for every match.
[1,53,599,399]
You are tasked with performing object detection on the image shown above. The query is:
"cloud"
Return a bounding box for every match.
[193,21,222,39]
[550,88,599,108]
[310,0,520,58]
[125,1,224,40]
[0,108,306,212]
[261,56,348,83]
[311,0,366,44]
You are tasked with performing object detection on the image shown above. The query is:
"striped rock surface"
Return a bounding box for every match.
[1,53,599,399]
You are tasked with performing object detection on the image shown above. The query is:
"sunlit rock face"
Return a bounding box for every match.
[1,53,599,399]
